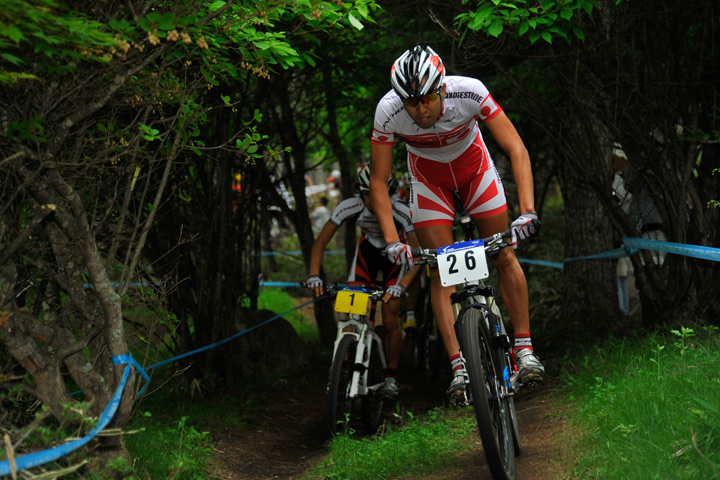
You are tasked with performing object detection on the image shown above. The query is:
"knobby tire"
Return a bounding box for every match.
[457,307,516,480]
[326,335,357,436]
[494,310,522,456]
[417,286,443,379]
[508,395,522,456]
[362,334,386,434]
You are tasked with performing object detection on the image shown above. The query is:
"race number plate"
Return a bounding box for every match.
[437,239,490,286]
[334,290,369,315]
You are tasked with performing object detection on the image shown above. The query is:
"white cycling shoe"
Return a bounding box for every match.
[446,374,469,406]
[515,348,545,383]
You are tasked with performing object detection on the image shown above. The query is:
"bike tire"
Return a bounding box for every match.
[457,307,516,480]
[419,288,443,380]
[413,284,429,371]
[326,335,357,436]
[508,395,522,456]
[496,311,522,456]
[362,335,386,434]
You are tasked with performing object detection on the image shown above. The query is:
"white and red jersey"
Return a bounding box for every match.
[371,76,502,163]
[329,195,413,250]
[371,76,508,228]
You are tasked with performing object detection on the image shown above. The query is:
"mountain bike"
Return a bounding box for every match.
[321,284,388,436]
[413,229,527,480]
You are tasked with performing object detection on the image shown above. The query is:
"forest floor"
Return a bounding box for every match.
[208,362,576,480]
[205,301,579,480]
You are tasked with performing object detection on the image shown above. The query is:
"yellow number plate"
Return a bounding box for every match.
[334,290,369,315]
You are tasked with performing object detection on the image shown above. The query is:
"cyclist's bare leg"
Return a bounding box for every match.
[404,274,420,325]
[382,298,403,370]
[472,211,530,335]
[414,223,460,358]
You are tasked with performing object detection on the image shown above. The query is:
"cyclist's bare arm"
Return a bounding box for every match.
[370,143,401,245]
[485,112,535,214]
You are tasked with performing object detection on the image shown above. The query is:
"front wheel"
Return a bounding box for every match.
[362,336,387,434]
[418,287,443,379]
[326,335,357,436]
[508,396,521,456]
[457,307,516,480]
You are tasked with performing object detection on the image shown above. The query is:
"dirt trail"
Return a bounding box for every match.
[207,344,575,480]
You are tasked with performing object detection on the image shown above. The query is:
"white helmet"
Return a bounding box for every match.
[357,164,392,192]
[390,46,445,99]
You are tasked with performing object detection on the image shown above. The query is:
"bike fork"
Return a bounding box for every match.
[349,325,368,398]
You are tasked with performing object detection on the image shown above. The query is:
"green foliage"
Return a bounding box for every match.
[1,0,379,85]
[304,408,476,479]
[455,0,600,44]
[126,414,213,479]
[562,325,720,478]
[0,0,118,83]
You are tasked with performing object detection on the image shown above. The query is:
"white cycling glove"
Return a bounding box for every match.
[305,275,323,290]
[384,241,414,269]
[511,213,540,248]
[385,284,407,298]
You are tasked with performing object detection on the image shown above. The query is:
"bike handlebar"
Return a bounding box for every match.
[411,228,513,265]
[299,281,386,300]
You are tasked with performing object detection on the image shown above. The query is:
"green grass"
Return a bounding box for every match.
[304,408,477,480]
[125,414,212,479]
[299,324,720,480]
[562,324,720,479]
[258,287,318,341]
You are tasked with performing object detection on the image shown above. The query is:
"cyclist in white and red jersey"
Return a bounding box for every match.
[307,164,421,400]
[369,45,544,406]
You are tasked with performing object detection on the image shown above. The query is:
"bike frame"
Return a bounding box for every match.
[413,228,523,478]
[330,287,387,400]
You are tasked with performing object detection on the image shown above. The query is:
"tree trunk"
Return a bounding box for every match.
[556,160,619,342]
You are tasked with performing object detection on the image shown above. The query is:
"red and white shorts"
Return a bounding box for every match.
[408,133,507,229]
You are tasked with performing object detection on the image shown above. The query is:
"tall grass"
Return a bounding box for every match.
[126,414,212,479]
[563,325,720,479]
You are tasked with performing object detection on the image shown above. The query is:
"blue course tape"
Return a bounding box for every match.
[521,237,719,268]
[0,355,133,477]
[517,258,564,269]
[260,282,302,287]
[145,298,319,372]
[1,295,325,476]
[565,247,629,263]
[262,250,344,256]
[623,237,720,262]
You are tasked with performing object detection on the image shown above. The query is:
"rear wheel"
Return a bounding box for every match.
[326,335,357,436]
[457,307,516,480]
[419,288,443,379]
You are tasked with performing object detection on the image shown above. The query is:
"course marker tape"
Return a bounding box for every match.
[0,355,133,477]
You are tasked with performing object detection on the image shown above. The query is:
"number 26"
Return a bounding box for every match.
[447,250,477,274]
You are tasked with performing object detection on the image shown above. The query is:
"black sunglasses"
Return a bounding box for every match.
[402,88,442,108]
